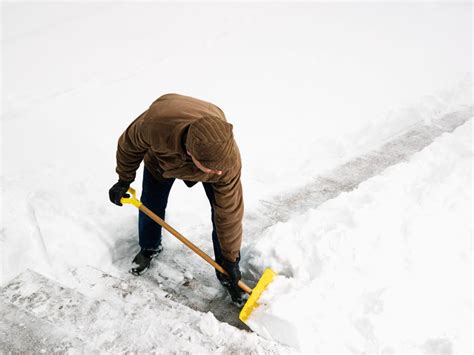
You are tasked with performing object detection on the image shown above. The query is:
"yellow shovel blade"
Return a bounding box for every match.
[239,268,277,323]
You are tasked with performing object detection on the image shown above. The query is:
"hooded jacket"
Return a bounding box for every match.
[115,93,243,262]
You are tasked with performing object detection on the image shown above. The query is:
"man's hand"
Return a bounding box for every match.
[222,257,242,286]
[217,255,244,304]
[109,180,131,206]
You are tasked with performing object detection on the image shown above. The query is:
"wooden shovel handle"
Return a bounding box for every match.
[139,204,253,294]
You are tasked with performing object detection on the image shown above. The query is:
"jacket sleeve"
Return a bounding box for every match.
[116,111,151,182]
[212,171,244,262]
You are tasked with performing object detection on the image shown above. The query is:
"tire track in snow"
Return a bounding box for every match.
[119,107,472,331]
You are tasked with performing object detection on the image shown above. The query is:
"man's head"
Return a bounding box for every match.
[186,116,238,174]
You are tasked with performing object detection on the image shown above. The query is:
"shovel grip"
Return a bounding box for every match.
[120,187,142,208]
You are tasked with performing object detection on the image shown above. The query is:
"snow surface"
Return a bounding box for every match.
[1,1,472,353]
[245,120,473,353]
[1,268,289,353]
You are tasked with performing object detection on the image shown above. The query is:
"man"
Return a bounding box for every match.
[109,93,244,303]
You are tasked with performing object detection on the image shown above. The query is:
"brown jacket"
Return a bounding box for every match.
[116,93,243,262]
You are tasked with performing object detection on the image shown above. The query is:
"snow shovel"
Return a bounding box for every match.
[121,187,276,323]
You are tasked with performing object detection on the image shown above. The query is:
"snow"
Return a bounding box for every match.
[1,268,287,353]
[245,120,472,353]
[1,1,472,353]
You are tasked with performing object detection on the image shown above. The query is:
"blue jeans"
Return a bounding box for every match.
[138,167,224,264]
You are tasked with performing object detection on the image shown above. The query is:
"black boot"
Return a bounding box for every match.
[130,245,163,276]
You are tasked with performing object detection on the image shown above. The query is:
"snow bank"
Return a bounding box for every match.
[244,120,472,353]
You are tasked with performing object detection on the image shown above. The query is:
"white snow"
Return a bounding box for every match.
[1,1,472,353]
[245,120,472,353]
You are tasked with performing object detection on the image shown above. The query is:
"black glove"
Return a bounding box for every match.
[109,180,131,206]
[217,255,244,304]
[222,257,242,287]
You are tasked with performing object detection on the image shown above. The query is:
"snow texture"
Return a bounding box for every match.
[1,2,472,353]
[1,268,287,353]
[245,120,472,353]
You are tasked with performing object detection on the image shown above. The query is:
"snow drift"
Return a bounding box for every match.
[244,120,472,353]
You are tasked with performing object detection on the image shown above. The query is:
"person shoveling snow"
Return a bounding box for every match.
[108,94,275,313]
